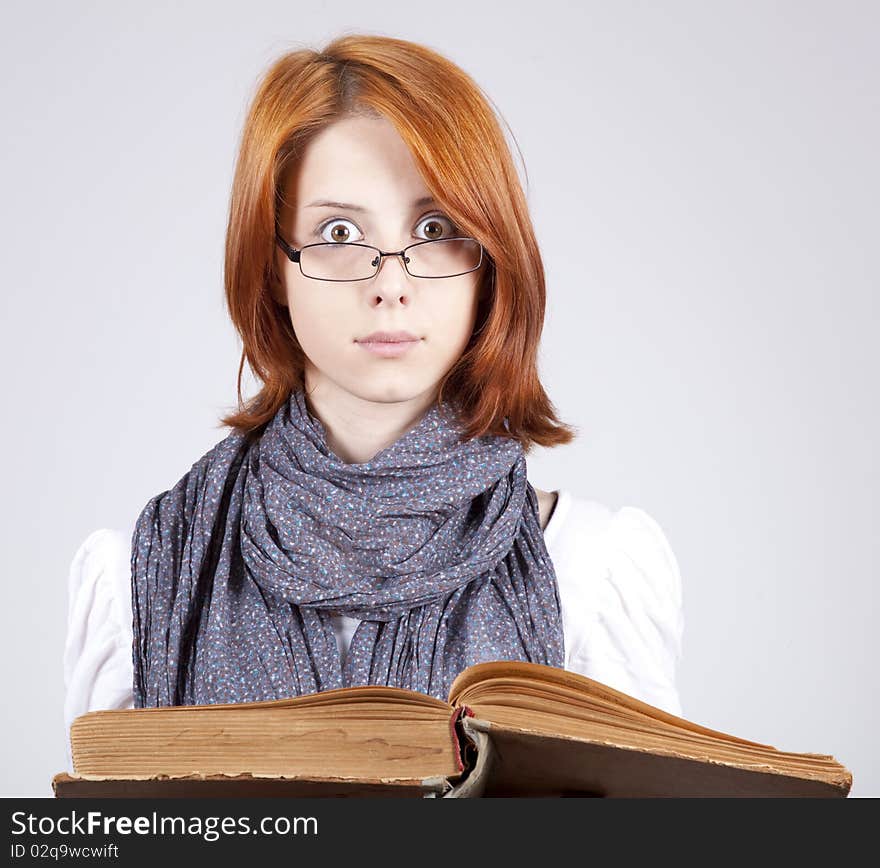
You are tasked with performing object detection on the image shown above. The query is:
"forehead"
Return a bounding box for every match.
[291,114,431,209]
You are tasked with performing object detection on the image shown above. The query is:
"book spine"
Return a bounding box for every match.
[449,705,475,773]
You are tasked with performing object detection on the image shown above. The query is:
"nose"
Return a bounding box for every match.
[366,249,413,305]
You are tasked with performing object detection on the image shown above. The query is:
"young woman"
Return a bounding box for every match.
[63,34,684,770]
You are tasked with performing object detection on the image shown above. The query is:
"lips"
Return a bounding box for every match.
[356,330,420,343]
[356,334,421,358]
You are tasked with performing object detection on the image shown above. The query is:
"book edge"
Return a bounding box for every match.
[462,718,852,793]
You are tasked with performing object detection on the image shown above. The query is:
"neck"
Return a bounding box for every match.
[302,369,440,465]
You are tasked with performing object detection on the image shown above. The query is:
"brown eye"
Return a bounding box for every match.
[416,214,457,241]
[318,218,360,244]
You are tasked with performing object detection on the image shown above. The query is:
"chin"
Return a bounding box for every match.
[350,376,434,405]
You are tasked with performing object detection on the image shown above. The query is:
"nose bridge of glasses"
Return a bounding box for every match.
[372,248,411,275]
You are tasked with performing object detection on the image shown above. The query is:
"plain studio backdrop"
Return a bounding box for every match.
[0,1,876,798]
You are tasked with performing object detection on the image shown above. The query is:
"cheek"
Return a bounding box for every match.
[427,279,480,338]
[285,281,351,349]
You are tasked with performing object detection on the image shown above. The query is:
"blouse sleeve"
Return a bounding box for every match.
[561,505,685,718]
[62,528,135,773]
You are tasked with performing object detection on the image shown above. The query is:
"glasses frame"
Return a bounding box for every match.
[274,232,485,282]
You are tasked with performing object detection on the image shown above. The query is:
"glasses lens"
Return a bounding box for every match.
[405,238,482,278]
[300,244,379,281]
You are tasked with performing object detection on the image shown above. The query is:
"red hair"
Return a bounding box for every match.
[219,33,578,453]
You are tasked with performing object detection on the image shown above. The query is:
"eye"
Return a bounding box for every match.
[316,218,362,244]
[415,213,458,241]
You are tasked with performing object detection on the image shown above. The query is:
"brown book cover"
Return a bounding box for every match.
[54,661,853,798]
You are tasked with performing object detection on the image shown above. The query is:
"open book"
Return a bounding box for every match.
[53,661,852,798]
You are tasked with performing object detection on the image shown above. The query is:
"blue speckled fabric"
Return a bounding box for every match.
[131,387,564,707]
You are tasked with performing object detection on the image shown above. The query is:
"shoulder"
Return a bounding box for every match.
[67,528,134,645]
[548,492,685,715]
[69,528,130,587]
[549,493,682,607]
[131,430,251,556]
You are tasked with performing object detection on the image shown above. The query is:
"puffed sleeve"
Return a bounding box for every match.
[62,528,135,773]
[560,504,685,717]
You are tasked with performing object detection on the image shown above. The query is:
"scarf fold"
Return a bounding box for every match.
[131,388,565,706]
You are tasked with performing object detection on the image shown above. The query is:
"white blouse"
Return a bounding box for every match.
[61,490,685,774]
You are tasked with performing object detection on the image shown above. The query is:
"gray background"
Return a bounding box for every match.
[1,1,875,797]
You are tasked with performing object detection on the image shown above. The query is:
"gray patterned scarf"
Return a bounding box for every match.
[131,387,564,707]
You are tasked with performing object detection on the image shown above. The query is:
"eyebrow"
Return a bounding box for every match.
[304,195,437,212]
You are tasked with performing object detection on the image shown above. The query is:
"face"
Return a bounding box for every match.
[273,113,484,406]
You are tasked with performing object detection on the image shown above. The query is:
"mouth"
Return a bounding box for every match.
[356,330,421,344]
[356,337,421,358]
